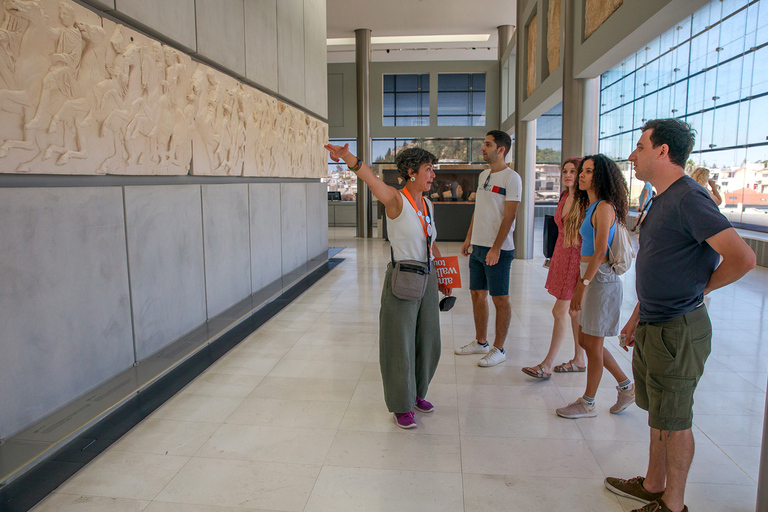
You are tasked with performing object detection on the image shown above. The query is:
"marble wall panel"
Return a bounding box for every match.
[249,183,283,292]
[245,0,278,92]
[547,0,561,75]
[195,0,246,76]
[80,0,114,10]
[277,0,305,106]
[124,185,207,360]
[280,182,308,274]
[202,184,251,318]
[585,0,624,40]
[0,187,134,439]
[303,0,327,118]
[306,181,329,259]
[0,0,327,178]
[527,14,537,98]
[114,0,196,51]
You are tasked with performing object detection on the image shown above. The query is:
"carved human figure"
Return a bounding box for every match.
[25,1,83,131]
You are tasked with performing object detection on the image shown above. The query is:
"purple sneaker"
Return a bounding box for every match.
[394,411,416,429]
[414,397,434,413]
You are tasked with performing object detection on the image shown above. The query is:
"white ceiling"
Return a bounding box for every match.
[326,0,517,63]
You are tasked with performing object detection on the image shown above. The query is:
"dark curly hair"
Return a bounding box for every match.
[574,154,628,225]
[641,119,695,167]
[396,147,438,181]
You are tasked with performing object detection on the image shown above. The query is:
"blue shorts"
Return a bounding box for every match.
[469,245,514,296]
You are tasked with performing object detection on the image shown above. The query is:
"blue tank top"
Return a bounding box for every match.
[579,200,616,257]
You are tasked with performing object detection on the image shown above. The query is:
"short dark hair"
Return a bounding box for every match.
[640,119,695,167]
[486,130,512,157]
[396,147,438,181]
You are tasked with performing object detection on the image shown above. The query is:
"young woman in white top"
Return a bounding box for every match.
[325,143,451,430]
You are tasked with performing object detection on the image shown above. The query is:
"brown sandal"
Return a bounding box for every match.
[521,364,552,380]
[553,359,586,373]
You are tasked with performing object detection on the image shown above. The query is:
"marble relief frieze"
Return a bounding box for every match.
[0,0,326,178]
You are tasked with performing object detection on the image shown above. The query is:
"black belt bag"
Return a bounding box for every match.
[391,260,430,301]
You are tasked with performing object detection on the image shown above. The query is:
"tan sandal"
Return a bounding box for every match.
[521,364,552,380]
[554,359,586,373]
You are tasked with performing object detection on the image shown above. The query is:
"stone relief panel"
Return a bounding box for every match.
[526,14,537,98]
[585,0,623,40]
[547,0,561,75]
[0,0,327,178]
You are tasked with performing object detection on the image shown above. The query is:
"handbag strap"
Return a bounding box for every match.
[390,198,432,273]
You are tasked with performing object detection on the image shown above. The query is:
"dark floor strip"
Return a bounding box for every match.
[0,257,344,512]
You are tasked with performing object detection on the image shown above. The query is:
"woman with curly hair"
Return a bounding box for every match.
[556,154,636,419]
[325,142,451,429]
[522,158,586,378]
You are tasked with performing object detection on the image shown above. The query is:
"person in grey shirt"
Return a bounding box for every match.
[604,119,756,512]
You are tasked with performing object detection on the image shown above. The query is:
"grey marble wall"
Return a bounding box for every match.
[0,188,134,439]
[281,182,309,273]
[114,0,197,52]
[277,0,306,106]
[250,183,283,291]
[196,0,246,76]
[304,0,328,118]
[124,185,207,360]
[245,0,279,92]
[202,184,251,318]
[306,181,329,259]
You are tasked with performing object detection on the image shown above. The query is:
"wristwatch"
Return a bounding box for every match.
[582,278,590,286]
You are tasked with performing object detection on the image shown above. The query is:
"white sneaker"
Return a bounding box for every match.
[455,340,490,355]
[478,347,506,367]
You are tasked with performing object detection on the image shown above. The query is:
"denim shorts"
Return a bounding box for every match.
[632,305,712,431]
[469,245,514,296]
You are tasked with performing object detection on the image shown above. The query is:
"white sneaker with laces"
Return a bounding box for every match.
[478,347,506,367]
[455,340,490,355]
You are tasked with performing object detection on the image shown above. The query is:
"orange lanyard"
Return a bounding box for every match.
[402,187,432,238]
[402,187,433,261]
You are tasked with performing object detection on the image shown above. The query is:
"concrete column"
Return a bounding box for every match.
[513,2,534,259]
[355,28,372,238]
[562,0,584,160]
[498,25,515,127]
[758,378,768,512]
[514,120,536,259]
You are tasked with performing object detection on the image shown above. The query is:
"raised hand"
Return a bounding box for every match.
[324,143,350,163]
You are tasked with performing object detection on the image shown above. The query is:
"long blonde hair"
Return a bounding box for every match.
[560,158,584,248]
[690,167,709,186]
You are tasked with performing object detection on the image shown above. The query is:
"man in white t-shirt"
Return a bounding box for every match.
[456,130,522,367]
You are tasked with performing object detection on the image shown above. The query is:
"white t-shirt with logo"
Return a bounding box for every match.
[470,166,522,251]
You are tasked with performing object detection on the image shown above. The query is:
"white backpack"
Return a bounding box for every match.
[591,200,635,275]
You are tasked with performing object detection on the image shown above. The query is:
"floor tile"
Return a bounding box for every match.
[462,473,624,512]
[225,397,348,429]
[461,436,604,478]
[248,376,357,402]
[304,466,464,512]
[196,424,336,465]
[109,418,219,457]
[32,494,150,512]
[154,458,320,511]
[56,451,189,501]
[324,430,461,472]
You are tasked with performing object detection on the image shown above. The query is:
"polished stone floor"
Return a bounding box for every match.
[32,227,767,512]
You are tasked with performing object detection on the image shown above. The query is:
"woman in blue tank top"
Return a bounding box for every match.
[556,154,636,420]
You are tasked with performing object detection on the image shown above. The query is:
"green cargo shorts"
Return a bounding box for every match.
[632,305,712,431]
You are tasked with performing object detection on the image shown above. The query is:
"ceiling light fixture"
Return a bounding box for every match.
[327,34,491,46]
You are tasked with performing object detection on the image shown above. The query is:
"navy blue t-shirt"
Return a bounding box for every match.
[636,175,732,322]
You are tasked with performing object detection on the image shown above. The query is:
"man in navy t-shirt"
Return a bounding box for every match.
[604,119,756,512]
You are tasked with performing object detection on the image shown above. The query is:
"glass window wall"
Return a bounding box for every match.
[598,0,768,231]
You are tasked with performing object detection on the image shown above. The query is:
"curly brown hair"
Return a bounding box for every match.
[574,154,628,225]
